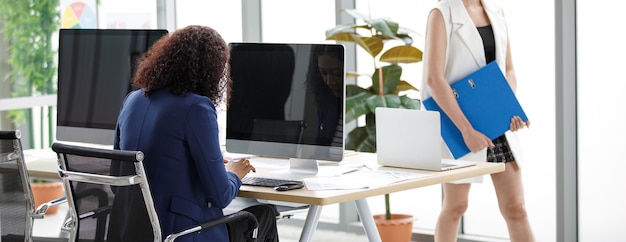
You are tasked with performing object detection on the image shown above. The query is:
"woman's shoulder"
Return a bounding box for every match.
[433,0,451,10]
[174,93,218,119]
[145,90,217,116]
[431,0,453,18]
[155,89,214,105]
[185,92,215,108]
[482,0,505,15]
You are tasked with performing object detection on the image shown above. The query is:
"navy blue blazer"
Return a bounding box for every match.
[111,89,241,242]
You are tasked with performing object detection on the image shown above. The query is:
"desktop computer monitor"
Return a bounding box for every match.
[56,29,168,145]
[226,43,345,176]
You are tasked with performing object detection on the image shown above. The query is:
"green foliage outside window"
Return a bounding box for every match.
[0,0,60,148]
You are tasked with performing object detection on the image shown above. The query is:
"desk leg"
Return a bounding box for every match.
[299,205,322,242]
[354,199,382,242]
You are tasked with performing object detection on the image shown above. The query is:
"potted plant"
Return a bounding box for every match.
[325,9,422,152]
[325,9,422,242]
[30,179,64,214]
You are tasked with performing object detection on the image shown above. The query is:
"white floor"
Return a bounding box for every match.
[33,204,70,239]
[277,223,368,242]
[32,203,368,242]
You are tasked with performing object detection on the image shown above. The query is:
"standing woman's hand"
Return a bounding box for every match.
[461,128,494,153]
[225,158,256,179]
[509,116,530,132]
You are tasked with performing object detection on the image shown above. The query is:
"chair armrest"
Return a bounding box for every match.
[77,205,112,220]
[163,211,258,242]
[33,196,67,219]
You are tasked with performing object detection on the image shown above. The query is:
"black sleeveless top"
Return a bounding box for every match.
[477,25,496,63]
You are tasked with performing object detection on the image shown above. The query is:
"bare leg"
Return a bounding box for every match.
[491,162,535,242]
[435,183,471,242]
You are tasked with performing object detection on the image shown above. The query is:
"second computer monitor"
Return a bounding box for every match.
[226,43,345,173]
[56,29,168,145]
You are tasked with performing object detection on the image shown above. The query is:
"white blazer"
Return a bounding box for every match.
[421,0,524,181]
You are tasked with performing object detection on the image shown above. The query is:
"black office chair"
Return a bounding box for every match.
[0,130,65,241]
[51,142,258,242]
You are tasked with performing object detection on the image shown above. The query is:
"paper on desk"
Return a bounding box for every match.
[303,170,430,191]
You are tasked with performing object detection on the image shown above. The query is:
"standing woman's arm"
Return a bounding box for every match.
[423,8,494,152]
[503,30,530,130]
[504,33,517,93]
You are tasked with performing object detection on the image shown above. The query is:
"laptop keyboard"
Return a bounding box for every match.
[241,177,303,187]
[441,163,456,168]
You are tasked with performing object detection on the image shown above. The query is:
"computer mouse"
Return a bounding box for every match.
[274,182,304,191]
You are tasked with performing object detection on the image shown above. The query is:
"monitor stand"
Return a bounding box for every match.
[262,158,352,180]
[287,158,319,176]
[255,158,320,180]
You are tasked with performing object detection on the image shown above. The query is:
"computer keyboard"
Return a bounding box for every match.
[241,177,302,187]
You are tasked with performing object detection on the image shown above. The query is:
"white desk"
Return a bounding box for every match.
[23,148,60,180]
[24,149,505,242]
[239,152,504,242]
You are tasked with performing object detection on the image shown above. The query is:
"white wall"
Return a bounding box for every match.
[577,0,626,240]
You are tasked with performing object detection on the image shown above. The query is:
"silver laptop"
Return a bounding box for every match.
[375,107,476,171]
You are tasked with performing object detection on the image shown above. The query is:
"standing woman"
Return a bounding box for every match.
[421,0,535,241]
[111,25,279,242]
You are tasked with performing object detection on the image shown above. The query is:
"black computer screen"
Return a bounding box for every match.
[56,29,168,145]
[226,43,345,162]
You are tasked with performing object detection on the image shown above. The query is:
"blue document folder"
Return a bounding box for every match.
[423,61,528,159]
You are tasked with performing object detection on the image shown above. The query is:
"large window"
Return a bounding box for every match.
[261,0,335,44]
[175,0,242,42]
[97,0,158,29]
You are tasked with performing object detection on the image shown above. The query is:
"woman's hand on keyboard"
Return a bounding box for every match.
[225,158,256,179]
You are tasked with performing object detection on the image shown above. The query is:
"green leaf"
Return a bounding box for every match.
[395,81,419,93]
[327,33,384,58]
[380,45,423,64]
[371,65,402,95]
[325,23,365,38]
[367,94,402,112]
[346,84,368,97]
[326,31,359,43]
[354,36,384,57]
[368,18,399,37]
[345,126,376,152]
[395,33,415,45]
[400,96,421,109]
[346,85,375,123]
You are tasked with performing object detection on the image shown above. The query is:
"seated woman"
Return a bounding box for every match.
[109,25,279,242]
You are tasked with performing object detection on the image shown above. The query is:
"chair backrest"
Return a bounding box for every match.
[52,142,161,242]
[0,130,35,242]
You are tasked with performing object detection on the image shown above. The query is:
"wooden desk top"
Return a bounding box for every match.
[23,149,60,180]
[23,149,505,205]
[238,152,504,205]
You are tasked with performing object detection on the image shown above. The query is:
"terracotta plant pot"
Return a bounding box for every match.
[30,182,64,214]
[373,214,414,242]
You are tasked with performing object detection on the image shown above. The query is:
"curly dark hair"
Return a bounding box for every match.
[133,25,231,105]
